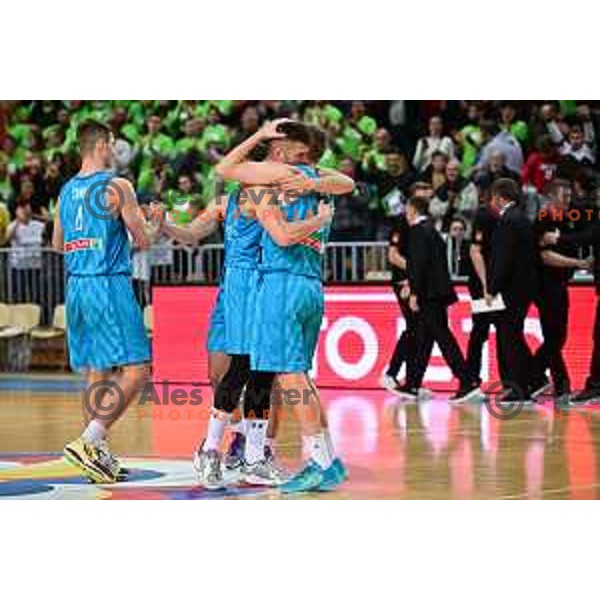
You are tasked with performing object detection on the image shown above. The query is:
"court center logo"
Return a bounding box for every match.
[83,380,125,421]
[84,179,125,221]
[483,380,525,421]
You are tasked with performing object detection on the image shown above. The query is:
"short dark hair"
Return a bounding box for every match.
[266,121,314,159]
[489,178,521,204]
[450,216,467,229]
[407,195,429,216]
[248,142,269,161]
[77,120,111,155]
[408,181,433,197]
[275,120,313,146]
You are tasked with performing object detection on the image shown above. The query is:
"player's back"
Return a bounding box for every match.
[223,189,262,270]
[60,171,131,276]
[260,164,325,279]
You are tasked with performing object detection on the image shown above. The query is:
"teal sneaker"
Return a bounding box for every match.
[279,461,323,494]
[317,458,349,492]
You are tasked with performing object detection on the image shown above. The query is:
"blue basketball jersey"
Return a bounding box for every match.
[59,171,132,276]
[223,189,262,270]
[260,164,324,279]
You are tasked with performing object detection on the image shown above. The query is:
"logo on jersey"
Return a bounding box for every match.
[298,230,323,253]
[64,238,103,253]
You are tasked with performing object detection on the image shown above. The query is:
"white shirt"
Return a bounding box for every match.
[478,132,524,174]
[499,202,515,217]
[9,219,45,270]
[413,136,456,172]
[560,142,595,164]
[412,215,429,226]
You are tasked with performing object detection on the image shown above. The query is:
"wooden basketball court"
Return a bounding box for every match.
[1,380,600,499]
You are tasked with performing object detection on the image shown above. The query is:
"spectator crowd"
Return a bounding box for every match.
[2,100,600,250]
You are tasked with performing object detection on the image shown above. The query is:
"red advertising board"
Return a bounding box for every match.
[153,285,596,390]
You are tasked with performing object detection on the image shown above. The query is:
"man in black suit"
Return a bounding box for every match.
[545,214,600,403]
[487,178,538,400]
[401,195,480,402]
[466,195,508,385]
[383,208,414,391]
[383,183,433,392]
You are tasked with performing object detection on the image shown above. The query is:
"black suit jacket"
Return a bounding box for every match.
[488,204,538,307]
[561,220,600,295]
[407,218,457,306]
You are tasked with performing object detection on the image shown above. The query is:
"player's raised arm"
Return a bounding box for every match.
[313,167,355,195]
[160,195,228,246]
[52,197,63,251]
[227,163,355,199]
[215,119,289,182]
[223,161,302,187]
[249,186,332,247]
[112,177,157,250]
[213,119,323,190]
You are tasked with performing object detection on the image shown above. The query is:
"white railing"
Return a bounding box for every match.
[324,241,390,282]
[195,242,392,283]
[0,242,595,326]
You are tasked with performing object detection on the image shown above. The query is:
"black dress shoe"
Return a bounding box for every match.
[498,391,534,404]
[395,385,419,400]
[530,377,552,399]
[569,389,600,406]
[450,382,482,403]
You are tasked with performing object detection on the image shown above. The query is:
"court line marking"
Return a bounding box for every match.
[324,293,397,302]
[324,292,471,302]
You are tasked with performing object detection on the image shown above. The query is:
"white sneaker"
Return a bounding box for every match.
[96,439,125,480]
[264,445,289,482]
[242,458,288,486]
[193,447,225,490]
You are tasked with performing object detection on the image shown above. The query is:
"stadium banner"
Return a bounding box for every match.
[153,285,597,391]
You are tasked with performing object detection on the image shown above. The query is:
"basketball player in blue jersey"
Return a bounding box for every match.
[52,121,159,484]
[217,121,355,493]
[160,120,344,488]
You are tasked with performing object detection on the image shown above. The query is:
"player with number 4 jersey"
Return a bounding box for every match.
[54,120,158,484]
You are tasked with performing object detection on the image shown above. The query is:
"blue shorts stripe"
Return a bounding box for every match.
[250,272,323,373]
[66,274,150,372]
[207,287,226,353]
[223,267,258,355]
[207,267,258,355]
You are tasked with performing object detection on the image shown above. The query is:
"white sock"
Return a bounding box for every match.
[202,408,228,451]
[82,420,107,445]
[244,419,268,464]
[323,428,335,458]
[230,419,245,435]
[307,431,334,469]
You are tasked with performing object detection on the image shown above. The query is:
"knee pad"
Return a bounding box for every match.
[213,354,251,413]
[244,371,275,420]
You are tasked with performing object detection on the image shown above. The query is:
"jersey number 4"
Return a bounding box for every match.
[75,204,84,231]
